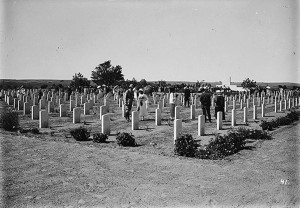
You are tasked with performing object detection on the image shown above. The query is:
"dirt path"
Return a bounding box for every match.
[1,120,299,208]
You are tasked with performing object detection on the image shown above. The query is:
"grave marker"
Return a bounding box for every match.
[60,104,67,117]
[198,115,205,136]
[155,108,161,126]
[217,112,222,130]
[39,110,48,128]
[102,114,110,135]
[31,105,39,120]
[174,119,182,144]
[73,107,81,123]
[24,102,30,115]
[132,111,139,130]
[190,104,195,120]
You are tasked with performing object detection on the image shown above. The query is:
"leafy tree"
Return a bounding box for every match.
[70,72,90,92]
[241,78,257,93]
[139,79,148,88]
[41,84,48,89]
[91,60,124,87]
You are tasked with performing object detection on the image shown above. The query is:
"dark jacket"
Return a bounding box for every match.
[214,95,225,107]
[184,88,191,99]
[200,92,211,107]
[124,89,134,105]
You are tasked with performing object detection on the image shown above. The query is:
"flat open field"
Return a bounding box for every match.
[1,96,299,207]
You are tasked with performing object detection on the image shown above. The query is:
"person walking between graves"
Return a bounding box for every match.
[214,90,225,120]
[124,84,134,122]
[184,86,191,107]
[200,88,212,122]
[137,88,148,121]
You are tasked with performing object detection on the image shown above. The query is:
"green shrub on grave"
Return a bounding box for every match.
[194,128,272,160]
[116,132,136,147]
[260,110,299,131]
[93,133,108,143]
[70,126,90,141]
[174,134,197,157]
[0,109,19,131]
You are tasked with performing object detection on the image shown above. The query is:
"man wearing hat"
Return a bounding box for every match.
[184,86,191,107]
[214,90,225,120]
[124,84,134,122]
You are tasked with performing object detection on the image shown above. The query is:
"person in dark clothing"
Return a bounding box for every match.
[124,84,134,122]
[214,90,225,120]
[67,87,72,99]
[38,89,43,101]
[184,87,191,107]
[200,88,212,122]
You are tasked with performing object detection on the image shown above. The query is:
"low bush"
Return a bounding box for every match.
[259,120,273,131]
[116,132,136,147]
[19,127,40,134]
[260,111,299,131]
[31,128,40,134]
[174,134,197,157]
[194,128,272,160]
[70,126,90,141]
[0,109,19,131]
[93,133,108,143]
[286,110,299,121]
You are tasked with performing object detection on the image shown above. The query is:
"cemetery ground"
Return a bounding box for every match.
[1,97,299,207]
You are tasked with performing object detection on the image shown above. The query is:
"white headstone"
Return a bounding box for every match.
[174,119,182,144]
[102,114,110,135]
[132,111,139,130]
[60,104,67,117]
[48,101,54,113]
[198,115,205,136]
[23,102,30,115]
[39,110,48,128]
[18,100,23,110]
[73,107,81,124]
[170,103,175,119]
[155,108,161,126]
[190,104,195,120]
[31,105,39,120]
[217,112,222,130]
[100,105,108,120]
[84,103,90,115]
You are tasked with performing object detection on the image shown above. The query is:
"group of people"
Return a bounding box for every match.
[124,84,148,122]
[123,84,226,123]
[199,88,225,123]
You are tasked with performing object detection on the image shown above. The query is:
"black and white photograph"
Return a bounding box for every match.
[1,0,299,207]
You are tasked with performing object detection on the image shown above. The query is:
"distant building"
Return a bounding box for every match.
[217,77,246,91]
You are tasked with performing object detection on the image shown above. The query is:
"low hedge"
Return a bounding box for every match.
[175,128,272,160]
[260,110,299,131]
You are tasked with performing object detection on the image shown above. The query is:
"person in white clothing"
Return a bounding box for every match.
[137,89,148,120]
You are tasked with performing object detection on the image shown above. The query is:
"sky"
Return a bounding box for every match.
[1,0,299,83]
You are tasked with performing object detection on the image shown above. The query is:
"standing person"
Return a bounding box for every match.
[214,90,225,120]
[137,89,148,121]
[184,86,191,107]
[200,88,212,122]
[169,87,175,104]
[124,84,134,122]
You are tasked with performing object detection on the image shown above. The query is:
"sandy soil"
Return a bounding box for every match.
[0,96,299,208]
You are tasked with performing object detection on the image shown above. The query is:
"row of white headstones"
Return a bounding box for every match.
[2,89,300,143]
